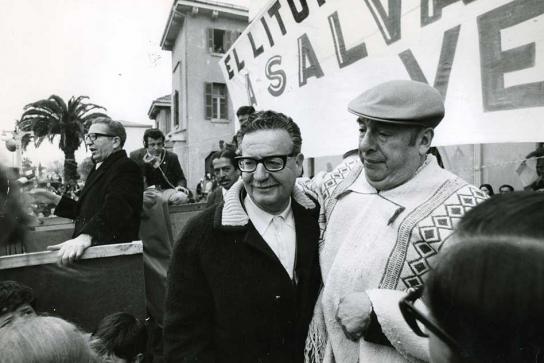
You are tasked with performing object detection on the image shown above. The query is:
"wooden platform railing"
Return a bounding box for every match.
[0,242,145,332]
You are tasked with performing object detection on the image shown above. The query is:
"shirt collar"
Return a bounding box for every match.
[244,195,293,234]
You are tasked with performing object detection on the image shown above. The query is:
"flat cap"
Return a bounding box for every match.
[348,80,445,128]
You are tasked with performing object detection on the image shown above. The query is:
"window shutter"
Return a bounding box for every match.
[220,84,228,120]
[207,28,214,53]
[205,83,212,120]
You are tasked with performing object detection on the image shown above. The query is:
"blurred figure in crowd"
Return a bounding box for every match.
[91,312,147,363]
[0,280,35,328]
[226,105,256,152]
[206,149,240,207]
[402,237,544,363]
[499,184,514,193]
[401,191,544,363]
[0,165,30,256]
[525,142,544,191]
[479,183,494,196]
[0,315,100,362]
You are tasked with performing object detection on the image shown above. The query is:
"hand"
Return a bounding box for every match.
[175,186,190,195]
[336,292,373,341]
[169,191,189,205]
[29,188,61,206]
[47,234,92,266]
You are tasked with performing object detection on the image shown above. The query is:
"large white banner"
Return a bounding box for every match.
[221,0,544,157]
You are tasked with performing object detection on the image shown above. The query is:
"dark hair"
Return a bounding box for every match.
[499,184,514,192]
[457,191,544,240]
[426,237,544,363]
[236,106,255,117]
[212,149,237,168]
[239,110,302,154]
[92,118,127,147]
[479,183,494,196]
[0,281,34,315]
[143,128,165,147]
[91,312,147,360]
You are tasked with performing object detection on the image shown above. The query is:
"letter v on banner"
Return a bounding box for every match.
[398,25,461,99]
[364,0,402,45]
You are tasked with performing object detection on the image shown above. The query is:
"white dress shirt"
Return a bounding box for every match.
[244,195,297,279]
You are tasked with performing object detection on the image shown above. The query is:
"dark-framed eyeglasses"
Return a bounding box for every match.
[399,286,461,354]
[84,133,116,142]
[235,153,296,172]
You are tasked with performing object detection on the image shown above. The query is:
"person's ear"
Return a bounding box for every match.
[295,153,304,175]
[133,352,144,363]
[418,128,434,155]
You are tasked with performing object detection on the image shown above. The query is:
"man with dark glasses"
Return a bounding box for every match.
[30,118,143,265]
[301,80,486,363]
[164,111,321,362]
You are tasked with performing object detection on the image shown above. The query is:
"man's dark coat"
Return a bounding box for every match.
[164,182,322,363]
[55,150,143,244]
[205,187,224,208]
[130,148,187,189]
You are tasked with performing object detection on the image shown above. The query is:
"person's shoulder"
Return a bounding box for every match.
[114,152,143,174]
[129,148,146,159]
[174,205,218,249]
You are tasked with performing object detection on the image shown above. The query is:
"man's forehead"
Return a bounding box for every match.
[213,157,234,168]
[148,137,164,144]
[241,129,293,153]
[88,123,111,134]
[357,117,404,131]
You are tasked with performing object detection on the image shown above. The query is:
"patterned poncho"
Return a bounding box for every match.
[302,155,487,363]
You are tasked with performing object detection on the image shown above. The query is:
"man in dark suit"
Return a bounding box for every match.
[205,149,240,207]
[130,128,187,191]
[31,119,143,265]
[164,111,321,363]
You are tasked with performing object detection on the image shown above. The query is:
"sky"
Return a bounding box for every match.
[0,0,248,167]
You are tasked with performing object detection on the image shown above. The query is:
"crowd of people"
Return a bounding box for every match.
[1,80,544,362]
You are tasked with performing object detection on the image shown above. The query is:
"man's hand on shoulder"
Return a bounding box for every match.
[47,234,93,266]
[336,291,373,341]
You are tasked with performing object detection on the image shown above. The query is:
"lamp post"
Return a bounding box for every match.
[2,128,32,171]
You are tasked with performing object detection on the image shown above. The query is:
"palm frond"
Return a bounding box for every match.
[76,103,107,118]
[48,95,68,114]
[68,96,89,114]
[20,133,33,151]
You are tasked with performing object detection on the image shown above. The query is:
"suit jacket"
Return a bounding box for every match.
[164,181,322,363]
[130,148,187,189]
[205,187,224,208]
[55,150,143,245]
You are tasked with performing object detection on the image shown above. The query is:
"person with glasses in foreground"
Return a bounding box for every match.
[164,111,321,362]
[401,191,544,363]
[30,118,143,265]
[301,80,487,363]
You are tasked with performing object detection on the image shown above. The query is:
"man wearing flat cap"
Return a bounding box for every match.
[302,80,486,363]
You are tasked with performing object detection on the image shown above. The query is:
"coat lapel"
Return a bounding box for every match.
[79,150,126,200]
[242,224,284,266]
[292,200,318,283]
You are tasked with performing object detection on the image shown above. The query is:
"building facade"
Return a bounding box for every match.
[148,94,172,135]
[160,0,248,191]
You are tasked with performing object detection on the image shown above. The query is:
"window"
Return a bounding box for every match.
[205,83,228,120]
[173,90,179,127]
[207,28,240,54]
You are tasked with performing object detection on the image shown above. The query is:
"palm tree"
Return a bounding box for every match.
[17,95,108,187]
